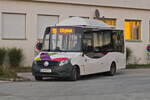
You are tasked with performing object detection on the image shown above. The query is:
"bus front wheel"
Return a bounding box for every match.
[35,76,43,81]
[70,66,80,81]
[109,62,116,76]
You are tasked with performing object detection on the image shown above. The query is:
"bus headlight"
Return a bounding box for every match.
[59,60,70,66]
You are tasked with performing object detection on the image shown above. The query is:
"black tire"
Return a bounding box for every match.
[35,76,43,81]
[70,67,80,81]
[109,63,116,76]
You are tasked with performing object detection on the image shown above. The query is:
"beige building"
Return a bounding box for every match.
[0,0,150,66]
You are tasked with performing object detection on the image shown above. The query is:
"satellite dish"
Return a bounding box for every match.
[95,9,100,19]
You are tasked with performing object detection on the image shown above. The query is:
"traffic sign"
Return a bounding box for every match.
[146,45,150,52]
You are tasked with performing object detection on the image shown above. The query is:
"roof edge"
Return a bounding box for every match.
[33,0,150,11]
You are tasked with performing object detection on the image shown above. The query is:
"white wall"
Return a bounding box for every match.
[35,0,150,10]
[0,0,150,66]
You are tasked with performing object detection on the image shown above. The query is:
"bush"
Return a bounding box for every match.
[0,48,7,66]
[0,66,17,79]
[0,66,4,75]
[8,48,23,68]
[126,47,132,62]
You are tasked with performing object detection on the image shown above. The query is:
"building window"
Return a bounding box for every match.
[100,18,116,26]
[124,20,141,40]
[37,15,59,39]
[69,16,89,19]
[2,13,26,39]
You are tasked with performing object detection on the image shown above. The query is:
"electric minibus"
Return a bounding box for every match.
[32,17,126,81]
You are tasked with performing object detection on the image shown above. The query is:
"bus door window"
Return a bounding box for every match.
[82,33,93,52]
[92,31,112,58]
[82,32,95,58]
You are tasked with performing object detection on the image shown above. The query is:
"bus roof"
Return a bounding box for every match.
[55,17,115,30]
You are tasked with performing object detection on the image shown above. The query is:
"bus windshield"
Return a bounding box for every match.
[42,27,82,52]
[50,33,82,52]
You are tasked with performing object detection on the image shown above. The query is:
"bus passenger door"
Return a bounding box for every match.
[82,32,98,74]
[82,32,107,74]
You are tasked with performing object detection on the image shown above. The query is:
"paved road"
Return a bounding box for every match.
[0,69,150,100]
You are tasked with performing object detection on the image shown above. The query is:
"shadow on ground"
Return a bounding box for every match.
[39,70,126,82]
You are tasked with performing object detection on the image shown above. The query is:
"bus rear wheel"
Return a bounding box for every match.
[109,62,116,76]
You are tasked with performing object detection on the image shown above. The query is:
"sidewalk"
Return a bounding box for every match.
[0,80,11,83]
[17,72,34,81]
[0,73,33,82]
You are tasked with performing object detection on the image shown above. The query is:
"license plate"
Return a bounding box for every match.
[40,69,52,73]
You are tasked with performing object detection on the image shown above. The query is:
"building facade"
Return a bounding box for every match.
[0,0,150,66]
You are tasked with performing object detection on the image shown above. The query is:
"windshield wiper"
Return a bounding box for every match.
[42,49,50,51]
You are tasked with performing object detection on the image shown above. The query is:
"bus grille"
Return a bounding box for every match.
[37,60,59,67]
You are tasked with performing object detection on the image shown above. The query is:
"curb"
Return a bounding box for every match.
[0,78,12,83]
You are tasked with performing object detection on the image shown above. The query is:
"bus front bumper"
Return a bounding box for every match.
[32,62,73,78]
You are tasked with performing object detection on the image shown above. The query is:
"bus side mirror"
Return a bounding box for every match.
[36,42,43,51]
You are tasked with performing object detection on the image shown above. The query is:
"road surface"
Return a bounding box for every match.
[0,69,150,100]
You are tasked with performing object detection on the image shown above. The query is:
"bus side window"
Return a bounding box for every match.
[118,31,124,53]
[112,31,124,53]
[94,31,113,53]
